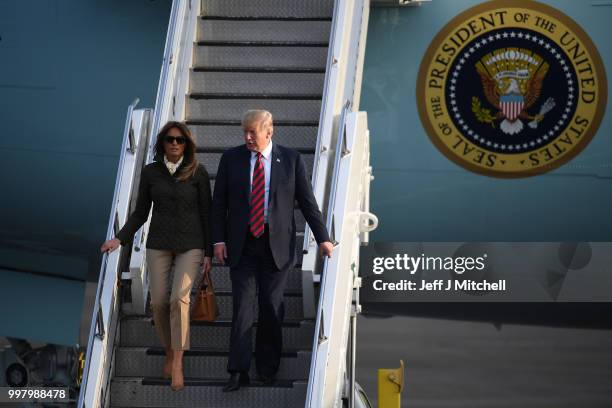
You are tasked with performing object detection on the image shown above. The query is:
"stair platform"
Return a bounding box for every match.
[120,318,315,349]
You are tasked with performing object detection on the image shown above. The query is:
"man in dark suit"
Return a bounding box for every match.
[211,110,333,391]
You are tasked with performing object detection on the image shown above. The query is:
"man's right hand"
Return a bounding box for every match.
[214,243,228,264]
[319,241,334,258]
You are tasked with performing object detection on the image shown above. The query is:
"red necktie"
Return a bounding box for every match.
[249,152,265,237]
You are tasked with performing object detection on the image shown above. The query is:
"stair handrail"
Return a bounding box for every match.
[307,0,342,206]
[306,109,375,407]
[127,0,199,315]
[302,0,343,276]
[305,101,349,407]
[302,0,370,278]
[78,0,200,404]
[148,0,197,161]
[77,98,142,408]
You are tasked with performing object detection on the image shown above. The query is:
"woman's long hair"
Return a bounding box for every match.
[154,121,199,182]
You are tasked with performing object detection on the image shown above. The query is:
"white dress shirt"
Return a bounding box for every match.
[164,155,183,175]
[250,141,272,223]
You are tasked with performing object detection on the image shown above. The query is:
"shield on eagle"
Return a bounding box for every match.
[500,93,525,121]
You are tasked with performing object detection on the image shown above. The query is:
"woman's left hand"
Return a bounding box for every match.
[201,256,212,274]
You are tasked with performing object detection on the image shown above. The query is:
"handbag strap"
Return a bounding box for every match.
[201,268,214,291]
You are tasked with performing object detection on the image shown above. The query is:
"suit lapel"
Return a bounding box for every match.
[269,143,282,205]
[240,146,251,200]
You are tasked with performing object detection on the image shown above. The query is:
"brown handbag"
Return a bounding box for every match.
[192,269,218,322]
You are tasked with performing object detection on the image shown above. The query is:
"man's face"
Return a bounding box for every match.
[243,120,272,152]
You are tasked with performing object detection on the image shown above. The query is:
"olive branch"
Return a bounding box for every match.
[471,97,496,127]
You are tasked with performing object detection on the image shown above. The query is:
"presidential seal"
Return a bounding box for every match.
[417,0,607,177]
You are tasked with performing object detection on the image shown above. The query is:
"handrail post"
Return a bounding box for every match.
[325,101,351,235]
[77,98,140,408]
[95,303,105,340]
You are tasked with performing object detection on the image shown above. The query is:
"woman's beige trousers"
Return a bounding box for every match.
[147,248,202,350]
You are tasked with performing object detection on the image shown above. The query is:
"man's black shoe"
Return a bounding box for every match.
[222,372,249,392]
[259,375,276,386]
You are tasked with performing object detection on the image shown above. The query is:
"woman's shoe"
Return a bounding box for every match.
[171,351,185,391]
[163,349,173,379]
[171,366,184,391]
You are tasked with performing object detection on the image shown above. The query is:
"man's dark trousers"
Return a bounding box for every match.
[227,225,289,377]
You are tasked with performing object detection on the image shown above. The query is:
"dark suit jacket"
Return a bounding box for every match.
[211,143,330,270]
[116,158,213,256]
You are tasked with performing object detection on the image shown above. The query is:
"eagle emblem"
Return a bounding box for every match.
[472,48,556,135]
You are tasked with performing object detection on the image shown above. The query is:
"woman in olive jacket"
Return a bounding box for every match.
[101,121,213,391]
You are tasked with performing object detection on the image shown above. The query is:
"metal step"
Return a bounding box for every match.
[193,45,328,69]
[196,151,315,181]
[197,18,332,43]
[187,119,318,126]
[119,318,315,349]
[188,124,318,150]
[208,228,304,261]
[114,347,311,380]
[111,377,307,407]
[200,0,334,18]
[197,40,328,47]
[207,266,303,292]
[206,232,305,267]
[190,70,325,95]
[186,96,322,122]
[189,189,307,231]
[192,67,325,72]
[213,291,303,320]
[160,290,304,321]
[140,277,305,321]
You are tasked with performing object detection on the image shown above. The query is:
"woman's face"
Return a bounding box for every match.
[163,127,186,158]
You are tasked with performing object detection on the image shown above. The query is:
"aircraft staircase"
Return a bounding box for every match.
[112,1,331,406]
[78,1,375,407]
